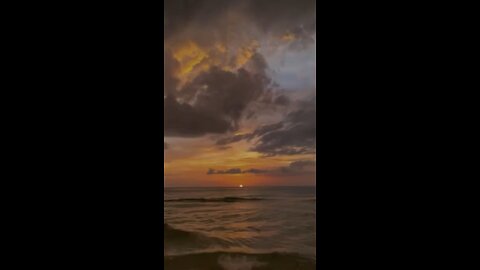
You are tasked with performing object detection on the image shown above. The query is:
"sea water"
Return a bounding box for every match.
[164,186,316,269]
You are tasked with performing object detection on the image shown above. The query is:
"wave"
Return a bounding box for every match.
[164,197,264,203]
[164,223,231,250]
[164,251,316,270]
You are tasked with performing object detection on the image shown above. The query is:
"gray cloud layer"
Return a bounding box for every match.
[215,99,316,156]
[252,104,316,156]
[164,0,316,140]
[164,66,271,137]
[207,159,315,175]
[165,0,316,40]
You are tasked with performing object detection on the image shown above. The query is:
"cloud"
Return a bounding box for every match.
[164,0,316,139]
[274,95,290,106]
[250,122,284,138]
[248,98,316,156]
[207,159,316,175]
[216,133,252,145]
[207,168,243,175]
[278,160,315,174]
[165,63,274,137]
[164,49,181,96]
[164,0,316,41]
[164,0,315,88]
[251,109,316,156]
[242,168,270,174]
[213,99,316,156]
[243,0,316,35]
[181,67,268,124]
[164,95,232,137]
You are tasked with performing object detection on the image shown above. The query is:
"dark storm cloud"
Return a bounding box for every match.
[165,67,270,137]
[251,105,316,156]
[207,160,315,175]
[245,53,269,77]
[164,0,316,40]
[164,0,235,40]
[164,36,273,137]
[274,95,290,106]
[164,0,316,138]
[213,99,316,156]
[181,67,268,124]
[164,95,231,137]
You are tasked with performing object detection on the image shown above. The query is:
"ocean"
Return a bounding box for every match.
[164,186,316,270]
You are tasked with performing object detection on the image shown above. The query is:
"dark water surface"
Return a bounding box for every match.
[164,186,316,269]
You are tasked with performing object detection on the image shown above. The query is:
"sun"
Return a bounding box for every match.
[239,184,244,188]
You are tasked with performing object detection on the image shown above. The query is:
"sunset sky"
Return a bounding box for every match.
[164,0,316,187]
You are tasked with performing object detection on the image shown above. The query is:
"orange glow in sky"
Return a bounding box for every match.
[164,20,315,187]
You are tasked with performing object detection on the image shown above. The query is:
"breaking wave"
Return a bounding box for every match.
[164,251,316,270]
[164,223,231,251]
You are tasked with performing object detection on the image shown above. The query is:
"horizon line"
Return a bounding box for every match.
[164,185,316,188]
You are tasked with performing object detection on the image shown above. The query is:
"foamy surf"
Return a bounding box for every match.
[165,251,315,270]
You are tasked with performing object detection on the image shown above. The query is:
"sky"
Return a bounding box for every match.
[164,0,316,187]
